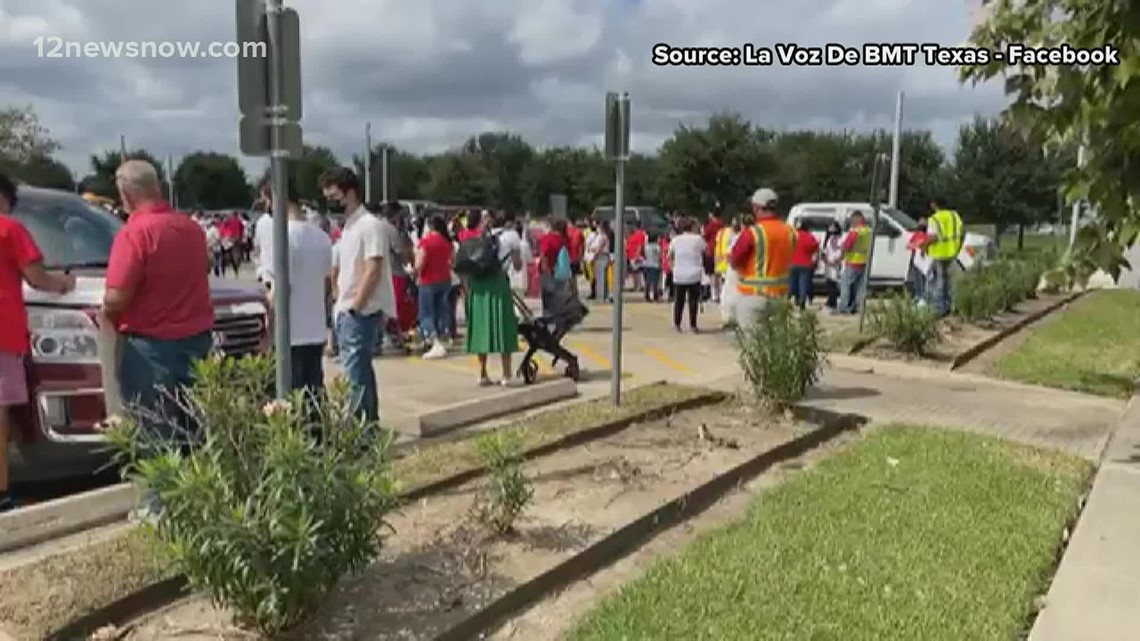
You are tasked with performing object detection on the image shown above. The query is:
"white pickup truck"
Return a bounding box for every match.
[786,202,996,285]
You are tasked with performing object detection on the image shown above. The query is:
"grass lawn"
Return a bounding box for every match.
[993,289,1140,398]
[567,425,1090,641]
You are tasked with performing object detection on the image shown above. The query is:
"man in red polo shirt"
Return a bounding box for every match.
[102,161,212,515]
[625,220,647,292]
[0,173,76,512]
[702,207,724,301]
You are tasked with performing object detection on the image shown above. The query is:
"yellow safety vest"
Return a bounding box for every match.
[714,227,733,273]
[844,226,870,264]
[927,209,964,260]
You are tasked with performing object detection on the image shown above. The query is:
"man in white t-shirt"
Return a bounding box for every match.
[319,167,393,423]
[253,208,274,286]
[259,182,333,401]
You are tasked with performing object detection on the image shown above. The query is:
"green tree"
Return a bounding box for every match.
[461,132,534,211]
[951,117,1065,249]
[960,0,1140,277]
[284,145,339,205]
[422,151,494,205]
[175,152,250,209]
[5,154,75,191]
[895,131,948,217]
[657,113,773,213]
[352,144,430,203]
[0,105,60,162]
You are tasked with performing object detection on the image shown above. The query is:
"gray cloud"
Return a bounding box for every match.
[0,0,1005,180]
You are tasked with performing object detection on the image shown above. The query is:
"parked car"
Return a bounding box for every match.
[7,186,269,483]
[786,202,996,286]
[591,205,669,237]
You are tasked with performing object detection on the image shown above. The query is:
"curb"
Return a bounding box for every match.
[429,404,868,641]
[828,354,1123,409]
[0,484,136,556]
[950,290,1085,371]
[2,381,583,558]
[44,385,728,640]
[415,378,578,437]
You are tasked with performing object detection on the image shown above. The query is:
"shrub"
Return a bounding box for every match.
[952,265,1002,322]
[868,294,940,355]
[103,355,398,635]
[734,299,826,409]
[474,429,533,535]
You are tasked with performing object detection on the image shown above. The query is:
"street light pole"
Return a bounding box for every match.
[887,91,903,209]
[1068,144,1085,253]
[364,122,372,203]
[857,153,888,334]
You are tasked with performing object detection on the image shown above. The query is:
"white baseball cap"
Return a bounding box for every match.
[751,188,778,206]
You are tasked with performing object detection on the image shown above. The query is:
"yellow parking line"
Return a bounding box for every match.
[567,340,611,370]
[642,347,696,375]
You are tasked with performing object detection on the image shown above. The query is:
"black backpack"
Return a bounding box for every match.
[455,230,503,276]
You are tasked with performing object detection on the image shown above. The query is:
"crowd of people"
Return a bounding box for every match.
[0,155,965,514]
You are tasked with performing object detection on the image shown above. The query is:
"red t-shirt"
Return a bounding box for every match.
[457,228,480,243]
[702,219,723,255]
[791,230,819,267]
[0,215,45,355]
[538,232,564,271]
[566,225,584,262]
[105,202,213,339]
[220,217,242,239]
[625,229,646,260]
[417,232,454,285]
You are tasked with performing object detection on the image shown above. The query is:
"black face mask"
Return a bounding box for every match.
[326,199,345,214]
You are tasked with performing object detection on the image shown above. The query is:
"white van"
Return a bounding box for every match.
[786,202,996,285]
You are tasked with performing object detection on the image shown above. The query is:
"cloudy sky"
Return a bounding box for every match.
[0,0,1002,179]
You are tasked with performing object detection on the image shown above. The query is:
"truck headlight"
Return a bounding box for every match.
[27,308,99,363]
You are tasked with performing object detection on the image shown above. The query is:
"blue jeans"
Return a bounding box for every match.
[789,266,814,309]
[118,331,211,444]
[417,282,452,341]
[335,311,380,423]
[643,267,662,301]
[837,265,864,313]
[926,259,953,317]
[907,263,926,300]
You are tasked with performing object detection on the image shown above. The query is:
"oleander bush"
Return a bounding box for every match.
[102,355,398,635]
[474,428,533,535]
[735,299,826,409]
[868,293,941,355]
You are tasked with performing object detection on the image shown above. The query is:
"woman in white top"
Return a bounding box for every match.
[586,221,611,301]
[821,220,845,310]
[465,211,525,386]
[667,218,707,332]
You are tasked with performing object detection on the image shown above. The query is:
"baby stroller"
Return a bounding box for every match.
[514,287,589,384]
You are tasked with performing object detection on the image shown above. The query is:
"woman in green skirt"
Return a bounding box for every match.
[466,211,524,386]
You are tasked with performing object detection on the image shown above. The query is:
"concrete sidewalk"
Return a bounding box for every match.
[1029,393,1140,641]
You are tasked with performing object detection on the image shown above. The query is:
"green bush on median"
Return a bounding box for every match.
[734,299,826,409]
[102,355,398,636]
[868,293,940,355]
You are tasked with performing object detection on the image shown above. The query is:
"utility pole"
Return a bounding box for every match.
[887,91,904,209]
[166,155,177,208]
[381,145,390,202]
[604,91,630,405]
[364,122,372,203]
[119,135,127,163]
[858,153,889,334]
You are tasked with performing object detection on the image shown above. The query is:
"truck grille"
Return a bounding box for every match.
[212,313,265,357]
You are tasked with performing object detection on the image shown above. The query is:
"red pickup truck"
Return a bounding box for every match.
[7,186,268,483]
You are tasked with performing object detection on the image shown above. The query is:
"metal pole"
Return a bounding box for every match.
[266,0,291,398]
[364,123,372,204]
[887,91,903,209]
[610,93,627,405]
[166,155,176,209]
[119,135,126,163]
[1068,144,1085,253]
[857,154,886,333]
[381,146,390,202]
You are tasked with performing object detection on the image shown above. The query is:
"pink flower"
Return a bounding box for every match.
[262,399,291,418]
